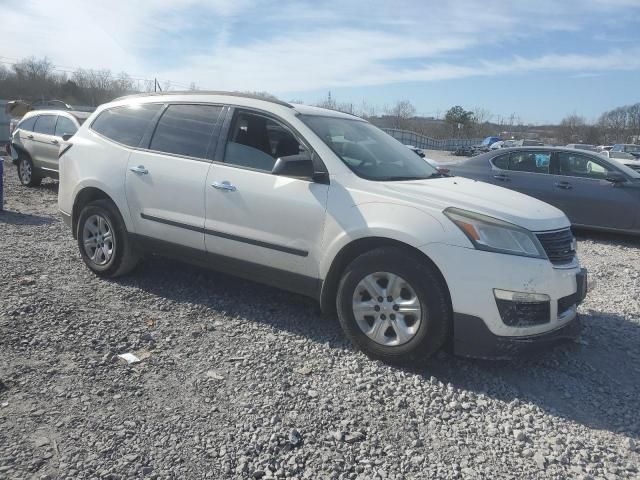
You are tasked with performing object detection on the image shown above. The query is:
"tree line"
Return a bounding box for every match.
[1,56,637,145]
[0,57,197,107]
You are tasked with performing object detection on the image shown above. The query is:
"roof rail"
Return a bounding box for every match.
[112,90,293,108]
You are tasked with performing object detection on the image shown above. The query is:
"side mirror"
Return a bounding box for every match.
[605,171,626,184]
[272,152,328,183]
[62,133,73,141]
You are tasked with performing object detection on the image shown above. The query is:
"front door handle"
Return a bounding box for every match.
[129,165,149,175]
[555,181,572,189]
[27,134,34,139]
[211,181,237,192]
[493,173,510,181]
[51,139,59,145]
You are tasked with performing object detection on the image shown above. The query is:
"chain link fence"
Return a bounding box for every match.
[382,128,481,151]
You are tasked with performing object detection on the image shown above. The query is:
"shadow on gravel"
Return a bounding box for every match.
[110,256,344,339]
[112,257,639,440]
[38,181,59,193]
[574,228,640,248]
[411,311,640,439]
[0,210,56,226]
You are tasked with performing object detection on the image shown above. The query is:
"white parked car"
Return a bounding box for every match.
[600,150,640,172]
[58,92,587,362]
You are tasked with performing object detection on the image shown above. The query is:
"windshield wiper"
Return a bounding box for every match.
[377,176,430,181]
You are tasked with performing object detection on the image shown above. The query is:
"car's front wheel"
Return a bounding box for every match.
[336,247,451,364]
[77,199,139,277]
[17,155,41,187]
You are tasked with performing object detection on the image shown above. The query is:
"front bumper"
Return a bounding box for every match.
[453,312,582,359]
[419,243,587,358]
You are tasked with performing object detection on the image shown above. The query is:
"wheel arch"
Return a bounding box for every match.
[71,187,116,239]
[12,143,31,160]
[319,236,451,316]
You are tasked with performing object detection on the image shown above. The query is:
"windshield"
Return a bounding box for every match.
[299,114,438,181]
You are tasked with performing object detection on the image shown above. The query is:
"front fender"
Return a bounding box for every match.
[318,201,467,279]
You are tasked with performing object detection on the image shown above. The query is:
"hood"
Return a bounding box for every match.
[364,176,569,232]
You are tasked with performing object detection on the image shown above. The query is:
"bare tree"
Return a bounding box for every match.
[384,100,416,129]
[558,114,586,143]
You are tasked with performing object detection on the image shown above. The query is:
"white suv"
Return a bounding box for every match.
[58,92,587,363]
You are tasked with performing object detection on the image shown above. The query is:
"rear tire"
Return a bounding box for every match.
[76,199,139,277]
[336,247,451,365]
[17,154,42,187]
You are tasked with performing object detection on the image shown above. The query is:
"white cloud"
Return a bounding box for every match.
[1,0,639,93]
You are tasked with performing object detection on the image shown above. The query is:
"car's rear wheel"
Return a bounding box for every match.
[17,155,41,187]
[336,247,451,364]
[77,199,139,277]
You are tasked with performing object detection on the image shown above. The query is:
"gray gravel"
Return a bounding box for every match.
[1,161,639,479]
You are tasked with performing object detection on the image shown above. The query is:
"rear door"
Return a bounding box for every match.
[31,114,59,171]
[125,103,225,250]
[547,151,637,230]
[491,150,553,201]
[12,115,37,158]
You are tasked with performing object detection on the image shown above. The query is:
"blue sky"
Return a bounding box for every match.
[2,0,640,123]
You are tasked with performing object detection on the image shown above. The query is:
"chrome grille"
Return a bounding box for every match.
[536,229,575,265]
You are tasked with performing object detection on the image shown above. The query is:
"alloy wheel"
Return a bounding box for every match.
[352,272,423,346]
[19,158,31,184]
[82,214,115,266]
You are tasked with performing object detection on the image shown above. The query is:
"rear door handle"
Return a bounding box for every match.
[129,165,149,175]
[27,134,34,139]
[493,174,510,181]
[555,181,572,189]
[211,181,237,192]
[51,139,59,145]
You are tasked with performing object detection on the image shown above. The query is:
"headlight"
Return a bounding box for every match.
[443,207,547,259]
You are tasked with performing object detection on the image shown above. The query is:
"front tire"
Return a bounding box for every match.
[77,199,139,277]
[336,247,451,364]
[17,154,42,187]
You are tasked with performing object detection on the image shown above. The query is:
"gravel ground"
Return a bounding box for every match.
[421,150,462,164]
[1,161,639,480]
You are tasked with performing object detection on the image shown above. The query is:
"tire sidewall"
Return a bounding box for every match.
[76,201,127,277]
[337,248,451,363]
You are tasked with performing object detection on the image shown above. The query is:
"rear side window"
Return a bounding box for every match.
[91,104,162,147]
[491,154,509,169]
[55,116,77,137]
[509,151,550,174]
[33,115,57,135]
[149,104,223,159]
[17,116,37,132]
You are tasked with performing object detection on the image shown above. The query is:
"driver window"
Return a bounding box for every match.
[558,152,609,179]
[224,111,302,172]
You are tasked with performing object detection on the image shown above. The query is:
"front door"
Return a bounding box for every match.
[204,109,329,281]
[125,103,224,250]
[547,151,638,230]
